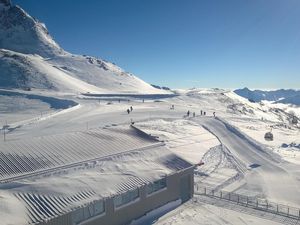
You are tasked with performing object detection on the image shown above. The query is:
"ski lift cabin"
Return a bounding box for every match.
[264,132,273,141]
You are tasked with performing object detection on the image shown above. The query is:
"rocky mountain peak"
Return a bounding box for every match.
[0,2,64,57]
[0,0,11,5]
[0,0,11,10]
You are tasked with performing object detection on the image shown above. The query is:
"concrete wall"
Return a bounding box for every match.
[41,167,194,225]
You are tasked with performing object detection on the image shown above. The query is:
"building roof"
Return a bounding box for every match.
[0,126,157,183]
[0,126,193,225]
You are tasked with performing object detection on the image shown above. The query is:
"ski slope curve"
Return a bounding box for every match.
[193,117,300,207]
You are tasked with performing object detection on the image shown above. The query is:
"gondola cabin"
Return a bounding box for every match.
[264,132,273,141]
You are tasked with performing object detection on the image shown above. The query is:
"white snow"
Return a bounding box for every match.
[0,141,190,225]
[134,119,219,164]
[234,87,300,105]
[130,199,182,225]
[0,3,170,94]
[1,87,300,225]
[1,2,300,225]
[153,197,288,225]
[0,49,168,94]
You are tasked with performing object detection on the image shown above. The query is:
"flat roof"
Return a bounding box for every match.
[0,126,158,183]
[0,126,193,225]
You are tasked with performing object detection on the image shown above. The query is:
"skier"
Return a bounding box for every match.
[187,110,190,117]
[130,106,133,112]
[127,109,130,114]
[213,112,215,117]
[200,110,203,116]
[203,111,206,116]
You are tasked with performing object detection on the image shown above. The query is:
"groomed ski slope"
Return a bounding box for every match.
[193,117,300,207]
[1,89,299,225]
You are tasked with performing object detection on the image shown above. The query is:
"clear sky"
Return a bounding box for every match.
[13,0,300,89]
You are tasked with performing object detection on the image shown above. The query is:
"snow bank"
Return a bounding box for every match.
[130,199,182,225]
[0,89,78,109]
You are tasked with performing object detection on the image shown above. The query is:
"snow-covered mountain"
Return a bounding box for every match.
[0,0,168,94]
[275,94,300,105]
[234,88,300,105]
[0,0,63,57]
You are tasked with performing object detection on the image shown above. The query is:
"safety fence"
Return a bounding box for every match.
[194,185,300,220]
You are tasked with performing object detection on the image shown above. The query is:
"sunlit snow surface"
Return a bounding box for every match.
[1,88,300,225]
[1,2,300,224]
[0,3,170,94]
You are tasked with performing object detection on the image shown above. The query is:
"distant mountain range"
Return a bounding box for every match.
[0,0,168,94]
[234,88,300,106]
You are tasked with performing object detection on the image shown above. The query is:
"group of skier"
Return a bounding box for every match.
[186,110,216,118]
[124,102,216,118]
[127,106,133,114]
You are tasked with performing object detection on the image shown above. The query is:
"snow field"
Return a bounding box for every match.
[0,88,300,225]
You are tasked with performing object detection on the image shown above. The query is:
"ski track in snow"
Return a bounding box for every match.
[1,89,300,225]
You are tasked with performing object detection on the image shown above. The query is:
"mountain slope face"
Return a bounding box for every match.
[0,0,63,57]
[0,0,167,94]
[234,88,300,105]
[276,94,300,106]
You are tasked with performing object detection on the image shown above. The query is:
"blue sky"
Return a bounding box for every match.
[14,0,300,89]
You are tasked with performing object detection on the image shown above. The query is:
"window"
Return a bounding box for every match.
[72,200,105,225]
[72,208,84,225]
[147,178,167,195]
[113,189,139,208]
[94,200,104,215]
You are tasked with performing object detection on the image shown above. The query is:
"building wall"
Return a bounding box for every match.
[41,167,194,225]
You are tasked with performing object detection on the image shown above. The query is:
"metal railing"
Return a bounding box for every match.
[194,185,300,220]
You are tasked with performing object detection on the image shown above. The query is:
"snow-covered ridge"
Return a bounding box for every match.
[234,87,300,105]
[0,2,63,57]
[0,1,168,94]
[275,94,300,105]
